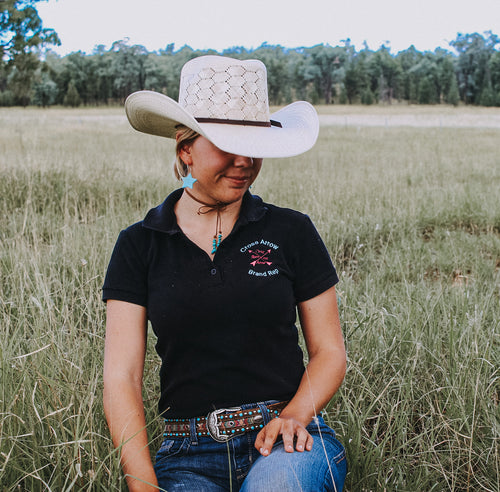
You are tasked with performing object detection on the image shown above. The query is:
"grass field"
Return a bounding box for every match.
[0,105,499,491]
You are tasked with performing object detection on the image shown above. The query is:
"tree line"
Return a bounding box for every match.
[2,2,500,107]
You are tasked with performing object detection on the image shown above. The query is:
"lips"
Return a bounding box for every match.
[225,175,251,185]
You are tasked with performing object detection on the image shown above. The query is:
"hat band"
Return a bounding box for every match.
[195,117,282,128]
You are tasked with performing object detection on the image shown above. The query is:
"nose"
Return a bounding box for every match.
[233,155,254,167]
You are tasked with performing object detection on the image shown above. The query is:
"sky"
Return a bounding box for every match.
[37,0,500,56]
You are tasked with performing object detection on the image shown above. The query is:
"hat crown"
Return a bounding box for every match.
[178,56,271,122]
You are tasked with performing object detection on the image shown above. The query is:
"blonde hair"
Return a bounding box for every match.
[174,125,200,180]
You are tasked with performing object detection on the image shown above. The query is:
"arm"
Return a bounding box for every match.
[103,299,159,491]
[255,285,346,456]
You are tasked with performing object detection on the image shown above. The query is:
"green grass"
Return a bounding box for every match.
[0,107,499,491]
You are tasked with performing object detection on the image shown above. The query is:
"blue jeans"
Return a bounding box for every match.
[154,402,347,491]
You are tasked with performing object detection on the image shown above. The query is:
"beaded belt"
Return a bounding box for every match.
[163,401,287,442]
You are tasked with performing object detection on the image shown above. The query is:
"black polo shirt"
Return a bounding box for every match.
[103,189,338,418]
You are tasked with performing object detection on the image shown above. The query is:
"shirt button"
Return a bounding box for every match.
[210,268,217,275]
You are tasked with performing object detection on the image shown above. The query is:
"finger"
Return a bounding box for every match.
[254,421,278,450]
[262,423,280,456]
[295,427,314,452]
[281,420,295,453]
[254,427,266,451]
[256,420,281,456]
[294,428,311,452]
[305,432,314,451]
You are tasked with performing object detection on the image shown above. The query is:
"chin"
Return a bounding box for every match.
[222,187,248,203]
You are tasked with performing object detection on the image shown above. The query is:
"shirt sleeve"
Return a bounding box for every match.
[292,214,338,302]
[102,225,148,307]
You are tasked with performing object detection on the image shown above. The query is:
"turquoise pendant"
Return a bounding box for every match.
[211,234,222,254]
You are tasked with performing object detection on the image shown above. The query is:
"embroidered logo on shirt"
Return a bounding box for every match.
[240,239,280,277]
[248,249,272,266]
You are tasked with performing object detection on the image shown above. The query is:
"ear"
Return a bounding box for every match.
[178,143,193,166]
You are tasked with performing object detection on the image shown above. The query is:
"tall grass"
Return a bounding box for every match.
[0,107,498,491]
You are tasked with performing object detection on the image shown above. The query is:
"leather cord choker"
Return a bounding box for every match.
[184,189,228,254]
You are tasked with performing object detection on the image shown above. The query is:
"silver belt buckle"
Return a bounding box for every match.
[206,407,241,442]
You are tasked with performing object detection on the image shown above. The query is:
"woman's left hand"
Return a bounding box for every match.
[254,286,346,458]
[254,417,314,456]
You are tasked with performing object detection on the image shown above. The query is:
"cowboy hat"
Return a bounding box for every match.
[125,55,319,158]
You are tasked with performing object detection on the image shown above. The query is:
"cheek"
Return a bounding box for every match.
[253,160,263,176]
[191,162,221,183]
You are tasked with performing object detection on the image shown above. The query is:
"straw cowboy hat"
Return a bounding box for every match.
[125,55,319,158]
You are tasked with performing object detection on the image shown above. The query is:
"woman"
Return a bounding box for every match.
[103,55,347,491]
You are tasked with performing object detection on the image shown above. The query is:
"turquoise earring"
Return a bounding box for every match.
[182,172,197,189]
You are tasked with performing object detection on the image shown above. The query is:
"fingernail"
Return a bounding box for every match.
[260,448,268,456]
[297,444,303,451]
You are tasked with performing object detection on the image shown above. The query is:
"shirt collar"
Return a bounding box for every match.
[142,188,267,234]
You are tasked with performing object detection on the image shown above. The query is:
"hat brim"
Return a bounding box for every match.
[125,91,319,158]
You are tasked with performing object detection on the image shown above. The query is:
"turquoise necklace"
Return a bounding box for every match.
[184,189,227,254]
